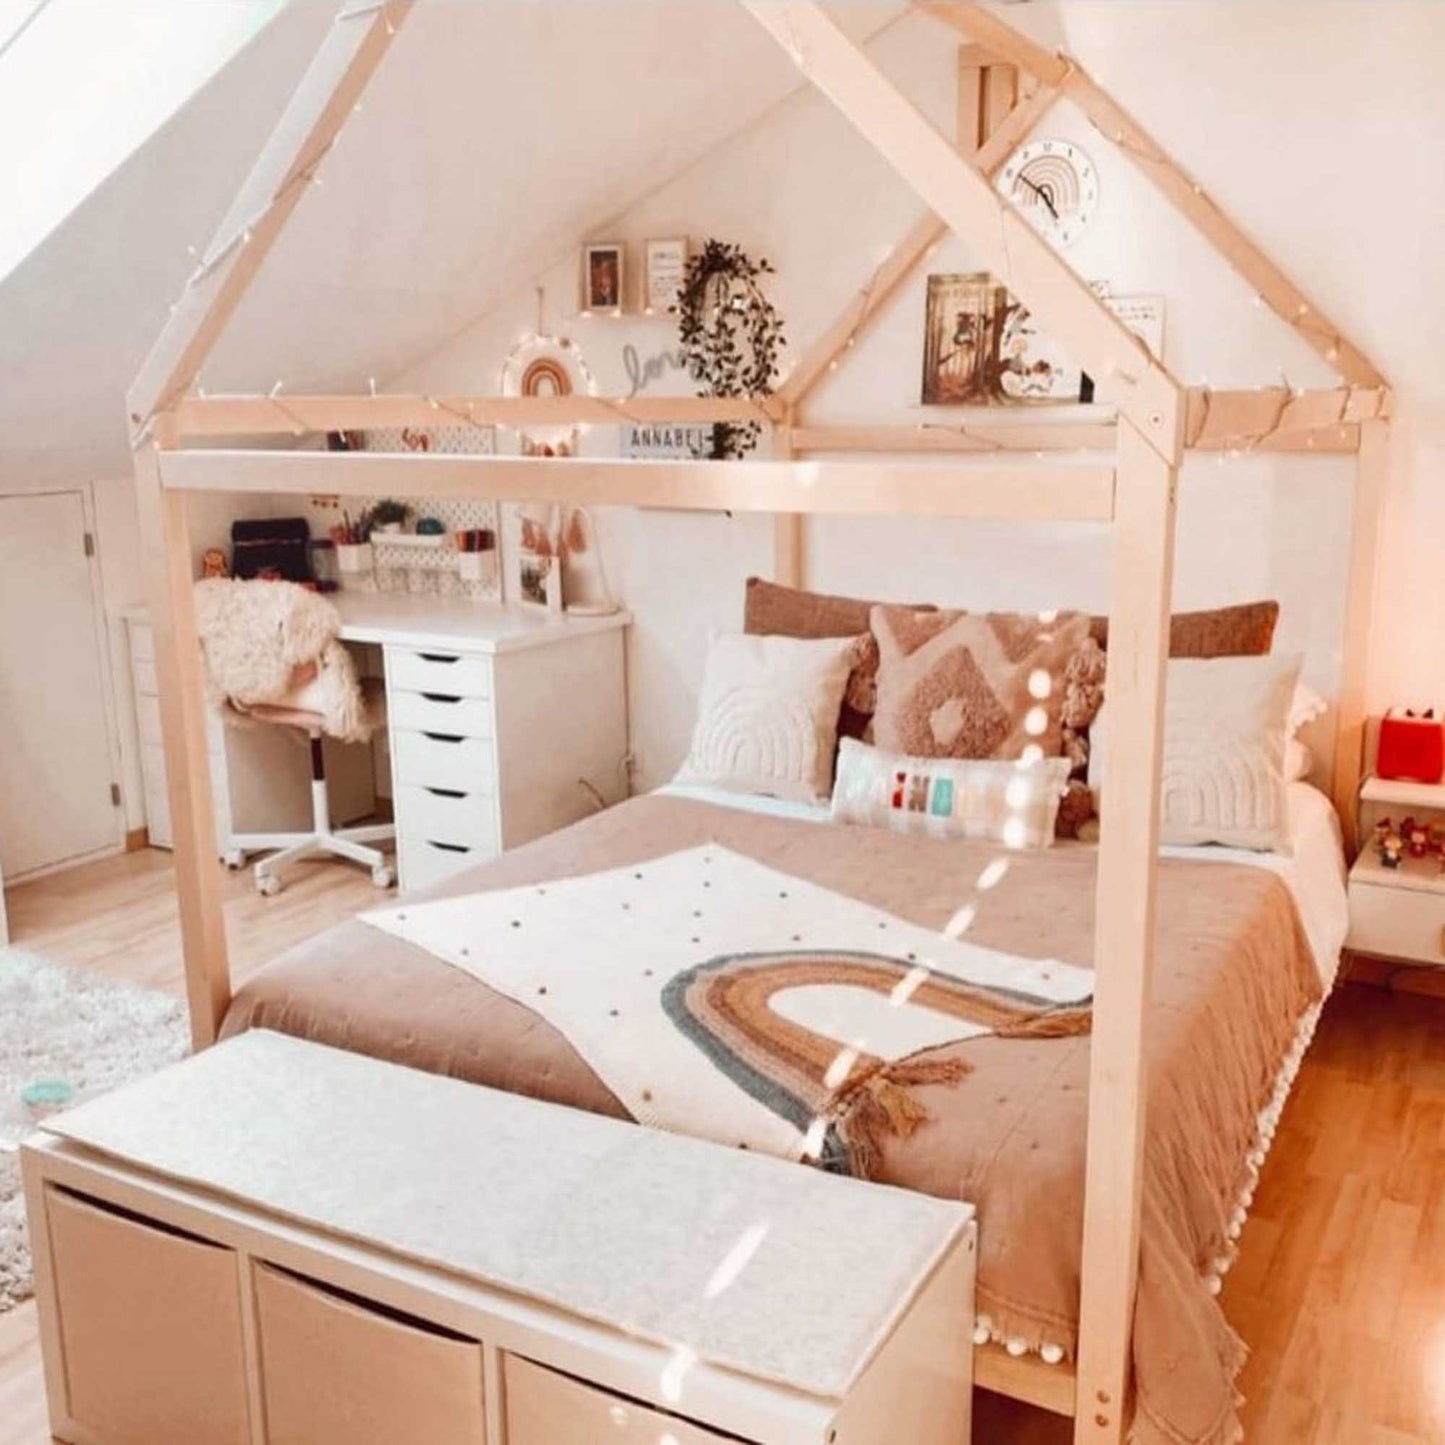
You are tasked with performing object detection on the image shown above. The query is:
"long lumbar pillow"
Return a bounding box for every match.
[831,737,1071,849]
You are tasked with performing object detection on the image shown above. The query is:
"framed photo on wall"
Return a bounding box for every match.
[582,242,624,313]
[643,238,688,314]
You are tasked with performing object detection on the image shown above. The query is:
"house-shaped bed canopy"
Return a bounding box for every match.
[126,5,1392,1439]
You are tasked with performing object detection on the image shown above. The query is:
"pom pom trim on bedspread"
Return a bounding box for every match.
[969,999,1324,1381]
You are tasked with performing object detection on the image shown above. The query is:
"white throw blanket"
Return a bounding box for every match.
[361,846,1092,1164]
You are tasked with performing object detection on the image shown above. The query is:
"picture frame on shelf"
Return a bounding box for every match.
[518,552,563,612]
[582,242,624,314]
[921,273,1167,406]
[643,237,688,315]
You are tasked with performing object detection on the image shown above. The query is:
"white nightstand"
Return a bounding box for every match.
[1348,773,1445,966]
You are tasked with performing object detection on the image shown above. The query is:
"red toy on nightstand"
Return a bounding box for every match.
[1377,709,1445,784]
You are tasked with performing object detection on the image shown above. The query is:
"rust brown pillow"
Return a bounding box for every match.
[870,605,1091,762]
[1088,600,1279,659]
[744,578,936,741]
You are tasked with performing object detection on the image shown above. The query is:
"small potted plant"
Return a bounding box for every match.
[361,498,411,537]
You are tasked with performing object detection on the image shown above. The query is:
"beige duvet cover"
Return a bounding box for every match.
[223,794,1322,1445]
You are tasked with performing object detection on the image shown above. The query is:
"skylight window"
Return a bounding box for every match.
[0,0,285,281]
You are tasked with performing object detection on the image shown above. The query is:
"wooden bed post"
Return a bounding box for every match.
[773,404,804,587]
[125,0,412,1045]
[1076,419,1180,1443]
[1332,416,1391,853]
[134,417,232,1047]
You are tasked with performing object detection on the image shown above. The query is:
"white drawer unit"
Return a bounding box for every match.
[23,1032,976,1445]
[393,728,497,793]
[388,689,495,737]
[125,613,225,853]
[388,647,492,699]
[382,623,628,895]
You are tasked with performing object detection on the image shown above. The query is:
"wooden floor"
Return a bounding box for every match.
[3,848,1445,1443]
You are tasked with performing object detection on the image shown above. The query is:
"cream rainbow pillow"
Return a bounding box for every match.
[674,632,861,803]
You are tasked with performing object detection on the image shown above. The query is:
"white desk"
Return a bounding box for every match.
[124,596,631,890]
[336,594,631,892]
[333,591,630,654]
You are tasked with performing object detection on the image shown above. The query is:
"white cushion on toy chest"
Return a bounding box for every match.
[45,1030,971,1400]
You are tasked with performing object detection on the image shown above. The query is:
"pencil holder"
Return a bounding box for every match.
[336,541,373,575]
[457,551,495,586]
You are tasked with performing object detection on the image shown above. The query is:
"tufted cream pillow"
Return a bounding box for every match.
[870,605,1091,762]
[675,633,861,803]
[1089,654,1302,851]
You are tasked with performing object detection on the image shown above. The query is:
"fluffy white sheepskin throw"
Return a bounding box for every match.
[193,579,373,743]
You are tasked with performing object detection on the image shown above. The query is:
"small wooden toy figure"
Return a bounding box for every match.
[1380,828,1405,869]
[1401,816,1431,860]
[201,547,229,579]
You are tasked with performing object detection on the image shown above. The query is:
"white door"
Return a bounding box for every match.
[0,490,122,878]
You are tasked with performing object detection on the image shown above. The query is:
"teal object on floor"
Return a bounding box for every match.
[22,1079,74,1107]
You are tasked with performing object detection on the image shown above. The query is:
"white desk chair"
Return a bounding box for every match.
[195,578,395,896]
[235,688,394,895]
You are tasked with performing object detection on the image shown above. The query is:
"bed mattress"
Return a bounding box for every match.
[222,786,1345,1445]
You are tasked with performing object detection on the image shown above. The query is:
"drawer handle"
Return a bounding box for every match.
[422,731,465,744]
[52,1186,227,1251]
[425,786,466,799]
[418,652,461,664]
[427,840,471,855]
[420,692,462,704]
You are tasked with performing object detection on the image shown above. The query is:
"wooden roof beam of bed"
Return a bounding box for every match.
[743,1,1184,466]
[159,447,1119,524]
[917,1,1387,389]
[126,0,415,433]
[791,383,1390,456]
[169,393,775,436]
[167,384,1387,457]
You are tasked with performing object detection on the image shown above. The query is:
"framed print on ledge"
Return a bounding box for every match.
[582,242,624,314]
[644,237,688,315]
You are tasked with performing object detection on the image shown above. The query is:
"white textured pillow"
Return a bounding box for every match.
[831,738,1070,848]
[675,632,859,803]
[1089,654,1302,851]
[1284,738,1314,783]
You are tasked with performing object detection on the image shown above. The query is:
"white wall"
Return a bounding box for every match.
[391,4,1391,790]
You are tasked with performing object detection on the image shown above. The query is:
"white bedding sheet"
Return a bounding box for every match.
[656,781,1349,989]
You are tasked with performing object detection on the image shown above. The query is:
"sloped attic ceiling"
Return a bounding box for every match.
[0,0,334,487]
[202,0,905,394]
[0,0,900,485]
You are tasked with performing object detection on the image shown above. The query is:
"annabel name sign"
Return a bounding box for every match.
[620,423,714,459]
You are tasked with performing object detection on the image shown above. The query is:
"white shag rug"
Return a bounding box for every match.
[0,948,190,1313]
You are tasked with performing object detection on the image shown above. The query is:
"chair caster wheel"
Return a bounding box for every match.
[371,865,395,889]
[255,873,282,897]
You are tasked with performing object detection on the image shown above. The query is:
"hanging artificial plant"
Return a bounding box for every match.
[674,239,785,460]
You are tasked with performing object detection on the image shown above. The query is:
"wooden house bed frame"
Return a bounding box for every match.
[124,3,1392,1441]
